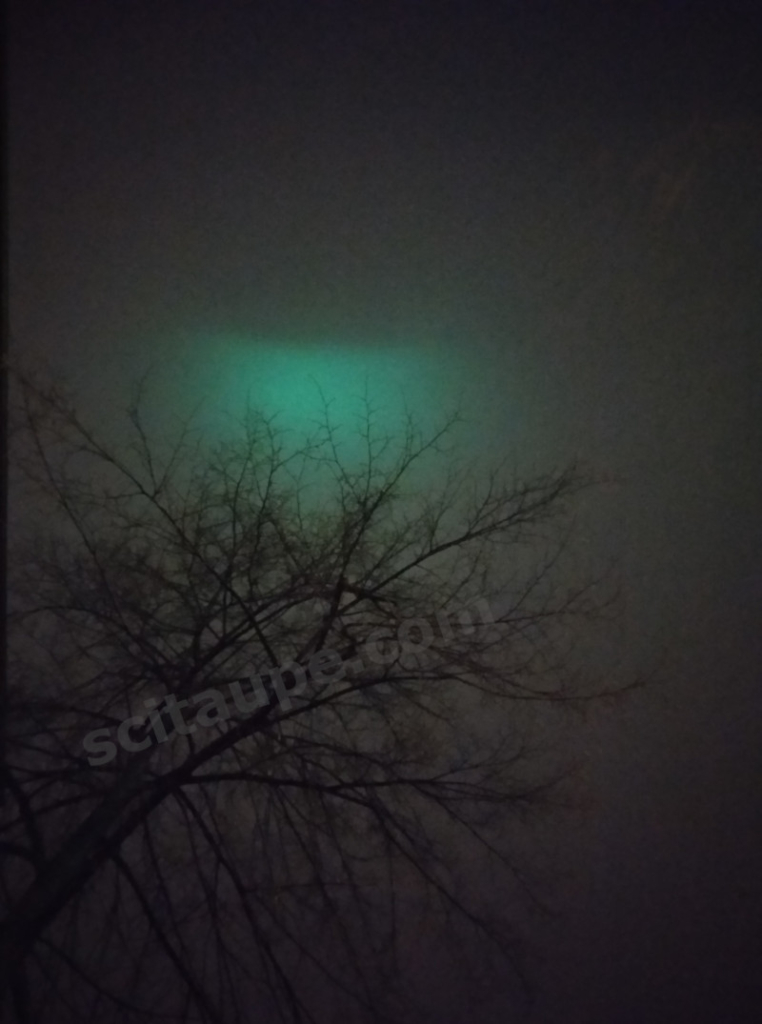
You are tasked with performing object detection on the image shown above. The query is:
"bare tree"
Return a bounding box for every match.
[1,372,610,1023]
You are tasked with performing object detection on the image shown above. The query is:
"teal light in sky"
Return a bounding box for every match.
[187,334,467,447]
[136,331,531,479]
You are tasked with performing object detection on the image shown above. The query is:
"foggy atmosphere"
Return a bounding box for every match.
[4,1,761,1021]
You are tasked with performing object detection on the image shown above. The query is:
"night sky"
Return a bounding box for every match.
[8,1,762,1021]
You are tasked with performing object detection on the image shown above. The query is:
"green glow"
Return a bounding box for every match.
[134,331,531,478]
[186,334,466,447]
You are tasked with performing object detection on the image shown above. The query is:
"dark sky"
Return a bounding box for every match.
[8,1,762,1020]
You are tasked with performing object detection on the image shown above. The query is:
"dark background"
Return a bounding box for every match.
[8,1,762,1020]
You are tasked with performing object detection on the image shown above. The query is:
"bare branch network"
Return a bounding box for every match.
[81,596,499,767]
[1,373,615,1023]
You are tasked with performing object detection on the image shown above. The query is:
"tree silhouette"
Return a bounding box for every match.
[1,372,608,1023]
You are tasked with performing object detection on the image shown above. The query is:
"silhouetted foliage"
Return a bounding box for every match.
[1,373,609,1023]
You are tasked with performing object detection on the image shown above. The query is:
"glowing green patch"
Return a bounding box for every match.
[189,334,464,444]
[134,331,524,480]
